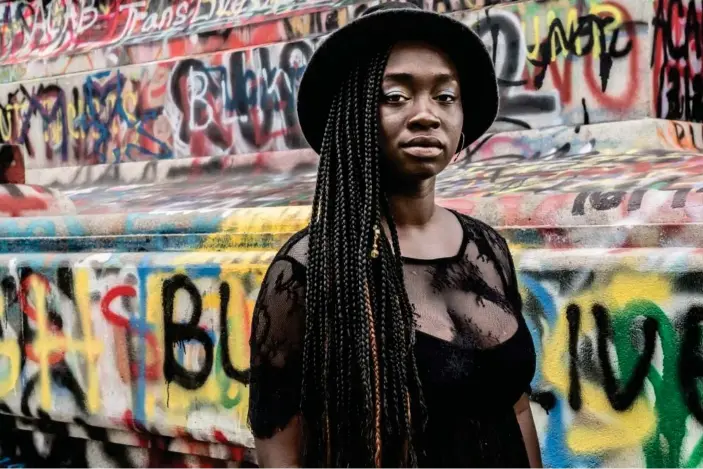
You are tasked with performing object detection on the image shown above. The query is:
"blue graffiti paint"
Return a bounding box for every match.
[133,261,151,426]
[0,210,241,241]
[519,273,558,386]
[82,70,172,163]
[0,456,25,468]
[15,85,69,162]
[0,218,58,238]
[519,273,604,468]
[542,400,602,468]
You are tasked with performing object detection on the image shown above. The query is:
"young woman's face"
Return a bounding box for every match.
[379,41,464,182]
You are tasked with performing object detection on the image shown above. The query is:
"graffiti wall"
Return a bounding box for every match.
[0,252,261,459]
[652,0,703,122]
[0,0,360,65]
[3,197,703,467]
[519,252,703,468]
[0,0,650,172]
[6,0,703,467]
[0,207,303,467]
[465,0,650,132]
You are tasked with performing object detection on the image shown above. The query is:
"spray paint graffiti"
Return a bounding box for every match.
[465,0,649,131]
[0,183,74,217]
[0,68,174,166]
[169,40,312,157]
[0,0,492,85]
[0,253,263,466]
[4,0,703,466]
[3,202,703,467]
[652,0,703,122]
[517,259,703,468]
[0,39,314,168]
[0,0,361,66]
[0,0,648,170]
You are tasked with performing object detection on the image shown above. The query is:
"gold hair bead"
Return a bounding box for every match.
[370,224,381,259]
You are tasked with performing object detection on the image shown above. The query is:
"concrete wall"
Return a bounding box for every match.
[0,0,651,175]
[2,0,703,467]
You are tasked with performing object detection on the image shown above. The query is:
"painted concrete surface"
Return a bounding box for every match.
[0,0,654,170]
[3,0,703,467]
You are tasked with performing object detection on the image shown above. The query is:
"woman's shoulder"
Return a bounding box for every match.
[451,210,507,247]
[272,227,310,269]
[450,210,515,278]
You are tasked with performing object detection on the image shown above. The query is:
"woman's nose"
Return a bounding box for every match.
[407,97,441,129]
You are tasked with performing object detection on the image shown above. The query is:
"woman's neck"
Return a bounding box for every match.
[386,178,437,227]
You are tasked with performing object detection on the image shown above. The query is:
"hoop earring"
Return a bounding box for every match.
[458,132,466,152]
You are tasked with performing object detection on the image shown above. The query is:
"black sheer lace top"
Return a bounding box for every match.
[248,211,536,467]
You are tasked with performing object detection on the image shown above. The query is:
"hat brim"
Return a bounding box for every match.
[296,8,499,155]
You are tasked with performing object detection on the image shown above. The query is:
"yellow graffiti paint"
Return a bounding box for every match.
[546,10,563,59]
[541,271,663,454]
[67,98,86,140]
[220,206,311,235]
[170,251,274,267]
[604,271,671,312]
[0,110,11,142]
[200,206,311,252]
[591,3,624,32]
[74,269,104,413]
[525,4,623,61]
[146,272,163,421]
[144,268,255,427]
[67,104,78,140]
[542,303,656,453]
[29,275,103,412]
[48,121,63,145]
[285,14,314,38]
[146,271,221,424]
[220,271,254,423]
[0,339,20,399]
[106,94,117,113]
[547,9,582,60]
[0,291,20,398]
[589,3,622,58]
[122,91,138,122]
[526,15,541,61]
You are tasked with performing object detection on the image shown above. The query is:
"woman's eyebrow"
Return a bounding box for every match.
[434,73,459,84]
[383,72,414,83]
[383,72,458,84]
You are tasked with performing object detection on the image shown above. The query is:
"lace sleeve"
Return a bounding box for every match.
[491,231,533,395]
[477,222,523,316]
[248,254,307,439]
[498,235,523,316]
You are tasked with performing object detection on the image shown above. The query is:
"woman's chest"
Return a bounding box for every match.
[413,324,535,410]
[404,265,519,350]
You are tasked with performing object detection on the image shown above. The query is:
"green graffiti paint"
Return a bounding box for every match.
[215,343,244,409]
[612,300,687,468]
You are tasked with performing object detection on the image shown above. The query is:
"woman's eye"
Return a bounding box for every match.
[383,92,407,103]
[437,93,456,103]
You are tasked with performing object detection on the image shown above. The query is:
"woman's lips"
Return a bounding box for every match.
[400,136,444,158]
[401,145,443,158]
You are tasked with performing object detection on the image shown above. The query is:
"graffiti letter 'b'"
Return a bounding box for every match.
[163,274,214,390]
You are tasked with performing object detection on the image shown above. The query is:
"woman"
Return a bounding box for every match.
[248,3,540,467]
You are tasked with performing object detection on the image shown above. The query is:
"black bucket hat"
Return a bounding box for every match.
[296,1,499,155]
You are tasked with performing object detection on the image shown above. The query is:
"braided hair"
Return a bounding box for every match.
[301,48,427,467]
